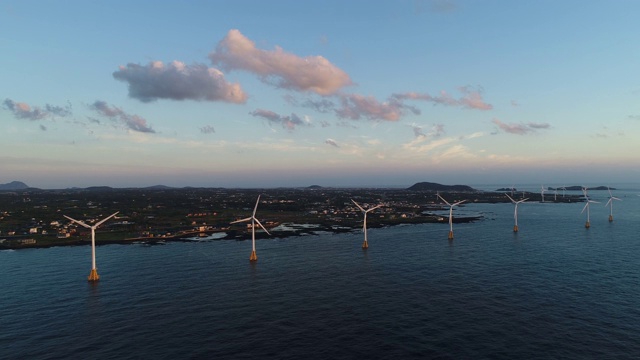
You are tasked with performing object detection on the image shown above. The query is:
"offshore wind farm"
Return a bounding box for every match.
[3,0,640,358]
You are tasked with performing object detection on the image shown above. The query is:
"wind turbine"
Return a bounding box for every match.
[230,195,270,262]
[540,185,547,202]
[351,199,382,249]
[437,193,466,239]
[64,211,119,282]
[506,194,528,232]
[605,186,622,222]
[560,186,566,198]
[581,187,599,228]
[553,188,558,201]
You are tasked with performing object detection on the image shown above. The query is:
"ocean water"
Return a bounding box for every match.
[2,188,640,359]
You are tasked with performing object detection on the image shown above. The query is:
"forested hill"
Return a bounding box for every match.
[407,182,477,192]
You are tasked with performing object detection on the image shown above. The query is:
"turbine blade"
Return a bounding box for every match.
[231,217,252,224]
[253,218,271,236]
[452,200,466,206]
[351,199,365,212]
[437,194,451,206]
[505,194,515,203]
[64,215,91,229]
[366,204,383,213]
[94,211,119,227]
[581,203,589,214]
[252,195,261,216]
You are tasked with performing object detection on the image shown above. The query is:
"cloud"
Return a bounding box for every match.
[492,118,550,135]
[629,115,640,120]
[411,123,445,138]
[209,29,352,95]
[3,98,72,120]
[392,86,493,111]
[113,61,247,103]
[325,138,339,147]
[89,100,155,133]
[335,94,407,121]
[250,109,311,130]
[200,125,215,134]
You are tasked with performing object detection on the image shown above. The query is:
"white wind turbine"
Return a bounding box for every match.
[605,186,622,222]
[230,195,270,262]
[540,185,547,202]
[506,194,528,232]
[581,187,599,228]
[64,211,119,282]
[560,186,567,198]
[437,193,466,239]
[351,199,382,249]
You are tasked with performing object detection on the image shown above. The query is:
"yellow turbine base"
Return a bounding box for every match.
[448,231,454,240]
[249,250,258,262]
[609,215,613,222]
[362,240,369,249]
[88,269,100,282]
[513,225,519,233]
[585,221,590,229]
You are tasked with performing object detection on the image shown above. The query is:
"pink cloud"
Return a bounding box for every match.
[335,94,405,121]
[90,100,155,133]
[250,109,311,131]
[392,86,493,110]
[3,98,71,120]
[492,118,550,135]
[210,29,352,95]
[113,61,247,103]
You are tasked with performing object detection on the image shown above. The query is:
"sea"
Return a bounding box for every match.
[2,185,640,359]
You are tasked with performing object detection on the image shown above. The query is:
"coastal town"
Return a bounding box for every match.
[0,182,584,249]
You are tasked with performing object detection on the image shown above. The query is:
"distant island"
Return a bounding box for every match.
[408,182,477,192]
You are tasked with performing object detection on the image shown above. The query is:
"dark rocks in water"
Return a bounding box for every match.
[408,182,476,192]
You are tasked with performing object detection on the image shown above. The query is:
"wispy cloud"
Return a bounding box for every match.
[200,125,215,134]
[250,109,311,130]
[209,29,352,95]
[392,85,493,111]
[89,100,155,133]
[325,138,339,147]
[113,61,247,103]
[492,118,550,135]
[3,98,72,120]
[335,94,407,121]
[411,123,445,138]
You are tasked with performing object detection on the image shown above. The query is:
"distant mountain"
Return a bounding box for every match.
[407,182,476,192]
[0,181,29,190]
[144,185,175,190]
[307,185,323,190]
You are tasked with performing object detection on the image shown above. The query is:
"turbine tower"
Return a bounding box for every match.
[581,187,599,228]
[540,185,547,203]
[230,195,270,262]
[605,186,622,222]
[351,199,382,249]
[64,211,119,282]
[437,193,465,240]
[506,194,528,232]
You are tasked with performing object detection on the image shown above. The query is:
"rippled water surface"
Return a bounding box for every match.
[2,189,640,359]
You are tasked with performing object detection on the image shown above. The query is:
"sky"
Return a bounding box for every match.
[2,0,640,189]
